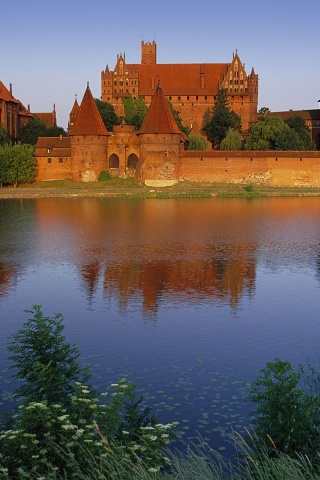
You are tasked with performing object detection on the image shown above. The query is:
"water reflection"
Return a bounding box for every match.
[2,197,320,453]
[2,197,320,312]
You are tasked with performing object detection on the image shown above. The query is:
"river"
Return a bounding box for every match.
[1,197,320,453]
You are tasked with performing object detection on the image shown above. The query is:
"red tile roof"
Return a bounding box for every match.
[138,82,186,137]
[70,84,109,136]
[128,63,228,95]
[0,81,20,103]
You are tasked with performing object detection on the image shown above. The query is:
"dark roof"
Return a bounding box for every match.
[265,109,320,121]
[138,82,187,139]
[70,84,109,136]
[36,136,70,156]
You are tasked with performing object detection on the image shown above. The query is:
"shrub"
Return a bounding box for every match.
[98,170,111,181]
[0,306,177,477]
[247,358,320,462]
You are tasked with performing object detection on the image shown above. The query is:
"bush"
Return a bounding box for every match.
[0,306,177,477]
[98,170,111,181]
[247,358,320,462]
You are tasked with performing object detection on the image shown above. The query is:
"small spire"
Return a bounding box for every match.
[86,82,90,90]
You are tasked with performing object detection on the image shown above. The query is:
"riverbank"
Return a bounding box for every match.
[1,179,320,198]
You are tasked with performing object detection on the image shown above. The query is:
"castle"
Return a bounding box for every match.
[101,41,258,134]
[0,80,57,141]
[35,81,320,188]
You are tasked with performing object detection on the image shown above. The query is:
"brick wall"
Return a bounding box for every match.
[178,150,320,186]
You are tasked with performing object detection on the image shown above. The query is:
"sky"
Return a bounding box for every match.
[2,0,320,129]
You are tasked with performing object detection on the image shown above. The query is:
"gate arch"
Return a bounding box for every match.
[109,153,119,169]
[127,153,139,169]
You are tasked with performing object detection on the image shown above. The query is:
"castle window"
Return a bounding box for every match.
[133,88,136,93]
[109,153,119,168]
[196,96,198,100]
[47,148,51,153]
[178,96,180,101]
[47,158,52,163]
[59,158,63,163]
[187,96,189,100]
[169,96,172,100]
[114,80,117,85]
[205,96,207,100]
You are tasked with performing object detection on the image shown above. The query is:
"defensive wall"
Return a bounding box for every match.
[176,150,320,187]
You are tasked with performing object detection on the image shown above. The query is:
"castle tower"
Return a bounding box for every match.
[68,96,80,135]
[141,40,157,64]
[136,82,187,186]
[69,83,109,182]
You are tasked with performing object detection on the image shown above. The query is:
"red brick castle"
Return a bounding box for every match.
[101,41,258,134]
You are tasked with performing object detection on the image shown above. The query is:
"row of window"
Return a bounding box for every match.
[47,158,64,163]
[46,155,139,169]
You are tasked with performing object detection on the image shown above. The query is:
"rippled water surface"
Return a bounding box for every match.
[1,197,320,452]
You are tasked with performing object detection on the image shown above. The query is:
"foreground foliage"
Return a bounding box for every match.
[2,308,320,478]
[0,306,177,478]
[247,358,320,465]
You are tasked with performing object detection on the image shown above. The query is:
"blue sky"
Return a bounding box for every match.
[2,0,320,129]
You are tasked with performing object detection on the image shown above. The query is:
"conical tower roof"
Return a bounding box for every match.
[138,82,186,138]
[70,83,108,136]
[70,97,80,116]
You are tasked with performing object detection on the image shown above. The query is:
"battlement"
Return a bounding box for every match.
[141,40,157,65]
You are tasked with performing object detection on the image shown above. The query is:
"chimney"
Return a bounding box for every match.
[10,83,12,96]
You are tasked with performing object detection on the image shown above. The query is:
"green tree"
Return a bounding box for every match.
[0,123,9,145]
[0,306,177,477]
[245,115,315,151]
[220,128,243,150]
[0,144,12,187]
[284,116,315,150]
[204,88,241,148]
[45,125,67,137]
[7,305,89,405]
[258,107,270,115]
[247,358,320,461]
[95,98,121,131]
[122,95,148,130]
[19,117,48,145]
[6,143,35,187]
[167,100,191,137]
[187,135,209,150]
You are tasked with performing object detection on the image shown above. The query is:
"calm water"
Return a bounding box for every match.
[1,197,320,453]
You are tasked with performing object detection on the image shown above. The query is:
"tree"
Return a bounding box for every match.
[19,117,48,145]
[0,144,12,187]
[244,115,316,150]
[122,95,148,130]
[7,305,89,405]
[284,116,315,150]
[258,107,270,115]
[220,128,243,150]
[6,143,36,187]
[167,100,191,137]
[95,98,120,131]
[187,135,209,150]
[247,358,320,462]
[203,88,241,148]
[45,125,67,137]
[0,306,177,477]
[0,123,9,145]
